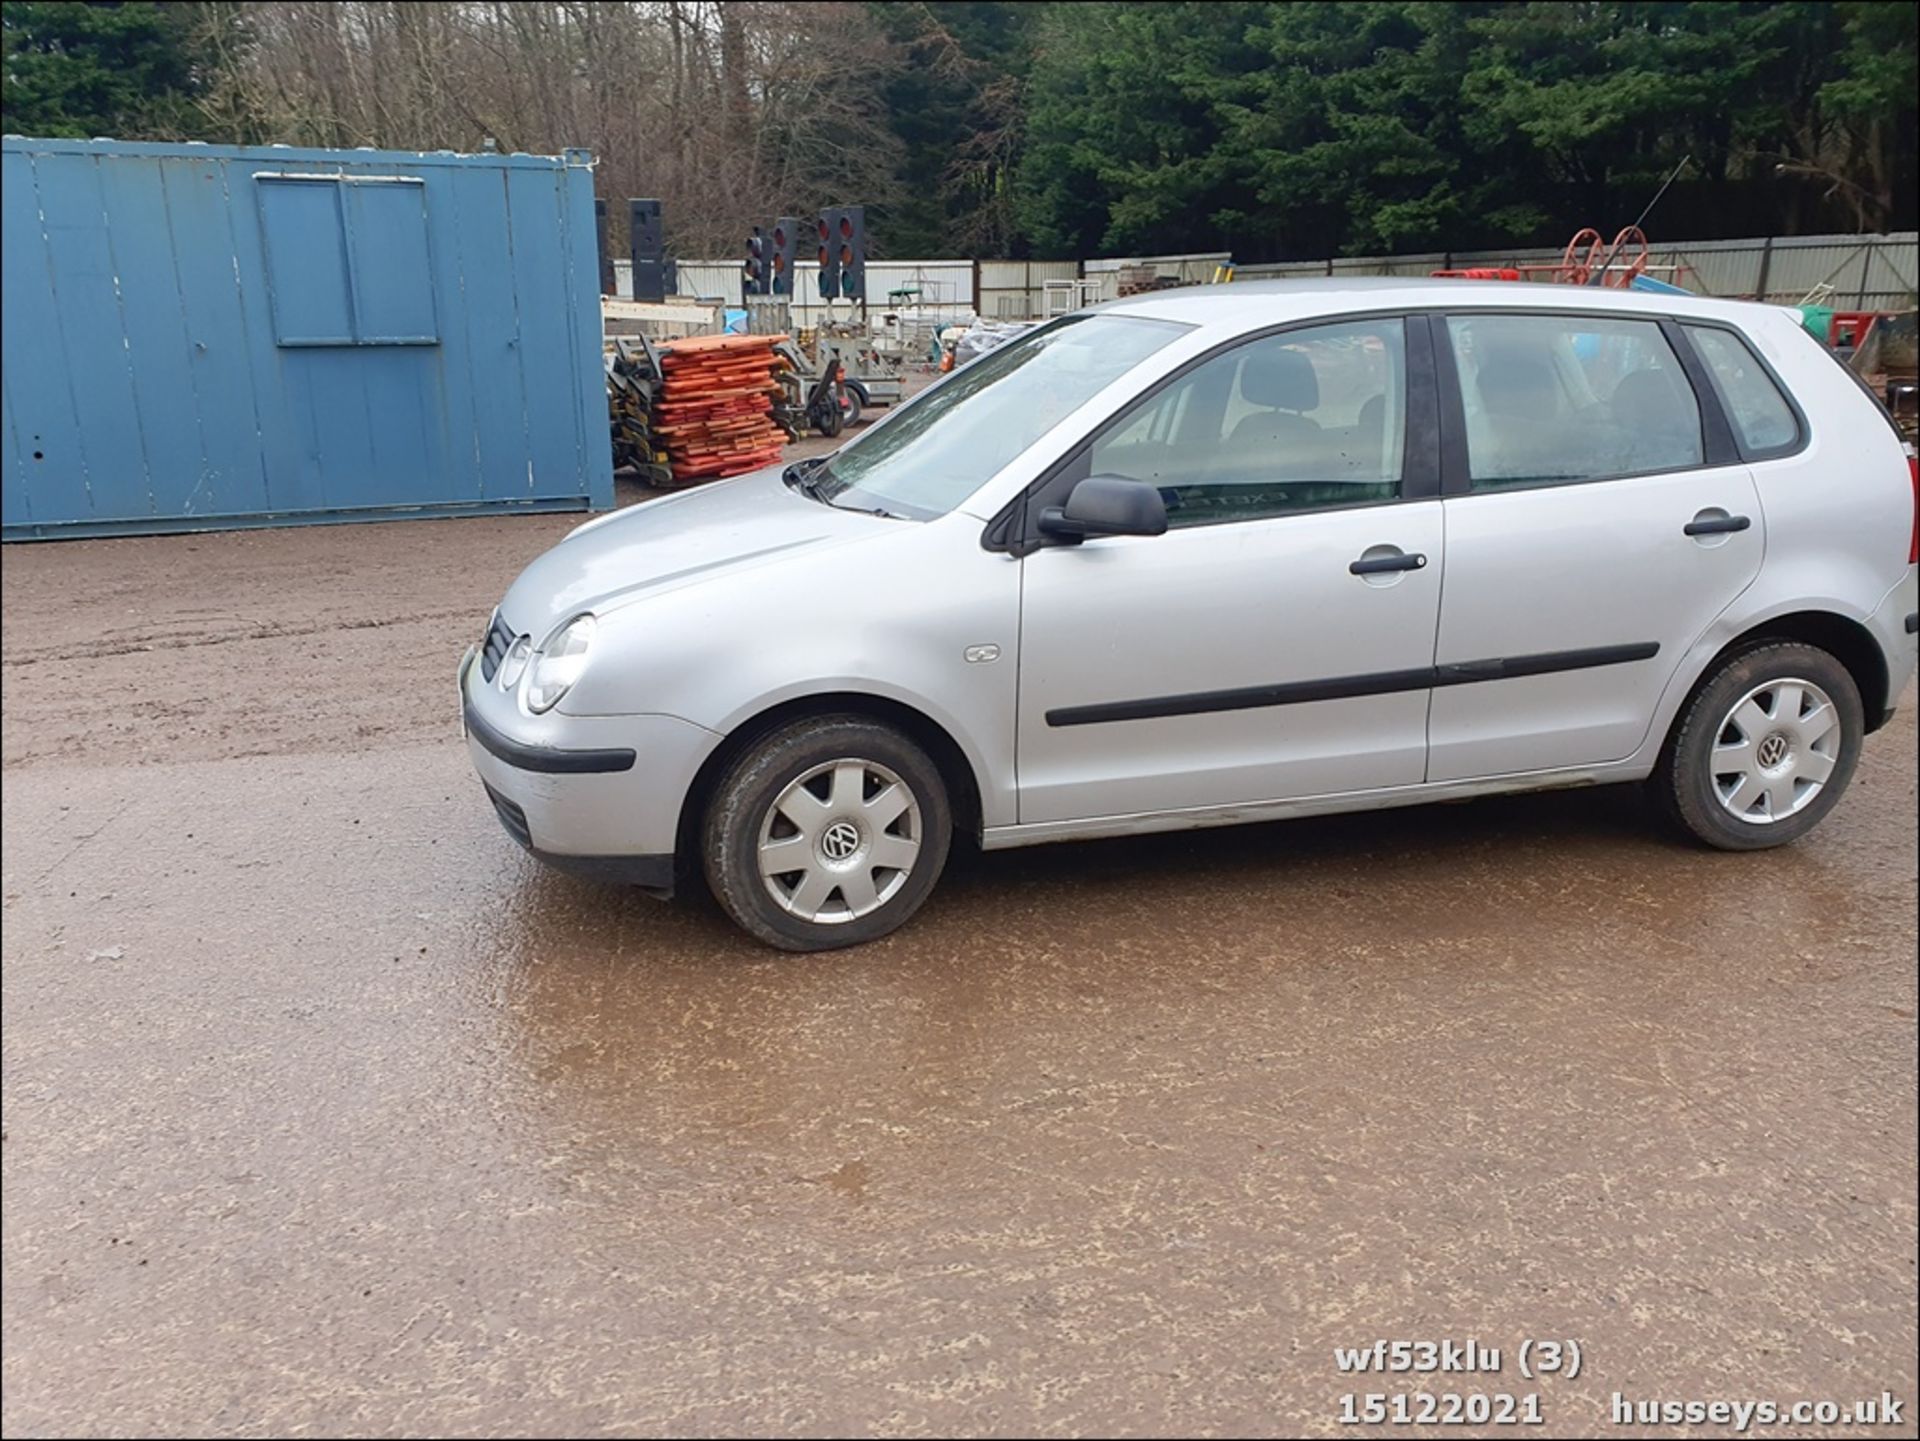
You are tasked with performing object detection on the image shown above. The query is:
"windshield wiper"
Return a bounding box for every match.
[783,456,829,501]
[785,458,903,518]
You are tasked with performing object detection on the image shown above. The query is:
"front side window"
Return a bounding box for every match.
[1685,325,1799,454]
[808,313,1187,520]
[1088,318,1406,528]
[1445,314,1703,489]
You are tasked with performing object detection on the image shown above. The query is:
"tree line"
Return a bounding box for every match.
[4,1,1914,263]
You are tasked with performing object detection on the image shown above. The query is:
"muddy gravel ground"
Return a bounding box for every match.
[3,492,1915,1438]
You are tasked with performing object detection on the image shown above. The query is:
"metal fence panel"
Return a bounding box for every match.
[1082,251,1233,300]
[1752,235,1918,306]
[1,137,612,539]
[1232,232,1917,308]
[665,233,1914,325]
[673,258,978,328]
[979,259,1081,319]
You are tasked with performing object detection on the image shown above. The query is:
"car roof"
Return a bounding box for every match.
[1097,276,1791,334]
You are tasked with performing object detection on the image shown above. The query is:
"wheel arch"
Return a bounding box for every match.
[1665,608,1891,756]
[674,690,986,874]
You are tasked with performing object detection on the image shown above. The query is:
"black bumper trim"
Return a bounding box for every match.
[483,783,674,895]
[465,700,635,774]
[525,847,676,894]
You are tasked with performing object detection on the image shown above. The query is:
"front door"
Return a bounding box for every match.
[1016,316,1445,825]
[1426,310,1766,781]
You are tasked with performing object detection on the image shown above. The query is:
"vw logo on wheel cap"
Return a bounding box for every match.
[1757,733,1791,769]
[821,820,861,861]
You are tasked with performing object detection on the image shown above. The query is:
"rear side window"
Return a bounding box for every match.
[1444,314,1702,489]
[1684,325,1799,455]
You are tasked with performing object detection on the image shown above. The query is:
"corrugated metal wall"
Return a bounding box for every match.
[670,258,981,324]
[1,137,612,540]
[671,258,1094,322]
[1234,232,1918,307]
[978,260,1081,319]
[1082,252,1235,301]
[645,234,1911,330]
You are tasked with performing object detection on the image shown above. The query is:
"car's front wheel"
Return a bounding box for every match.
[703,715,952,950]
[1653,640,1864,850]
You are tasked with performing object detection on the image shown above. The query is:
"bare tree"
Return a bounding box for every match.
[203,1,905,257]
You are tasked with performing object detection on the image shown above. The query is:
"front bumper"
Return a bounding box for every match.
[480,783,676,893]
[465,697,636,774]
[459,646,721,894]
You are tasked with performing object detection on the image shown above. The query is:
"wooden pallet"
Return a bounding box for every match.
[650,335,792,485]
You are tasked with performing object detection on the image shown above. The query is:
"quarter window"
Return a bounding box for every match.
[1088,318,1406,528]
[1684,325,1799,454]
[1444,314,1702,489]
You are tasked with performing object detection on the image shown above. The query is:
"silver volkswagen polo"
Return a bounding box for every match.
[461,280,1918,950]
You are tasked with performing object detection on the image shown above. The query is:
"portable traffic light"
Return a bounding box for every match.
[816,212,841,300]
[834,205,867,302]
[594,197,615,296]
[770,217,801,297]
[629,198,666,302]
[743,226,767,297]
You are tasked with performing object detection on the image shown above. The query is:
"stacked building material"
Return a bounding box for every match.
[605,336,671,486]
[650,333,791,484]
[1114,264,1184,298]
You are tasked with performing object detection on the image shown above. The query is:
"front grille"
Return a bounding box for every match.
[483,782,533,850]
[479,610,513,682]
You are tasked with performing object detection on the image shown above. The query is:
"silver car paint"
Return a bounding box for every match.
[468,280,1918,867]
[463,701,718,858]
[1425,465,1767,781]
[1016,502,1444,822]
[481,469,1025,829]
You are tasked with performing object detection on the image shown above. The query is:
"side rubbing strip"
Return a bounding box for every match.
[1435,641,1659,686]
[1045,643,1660,727]
[1045,665,1438,728]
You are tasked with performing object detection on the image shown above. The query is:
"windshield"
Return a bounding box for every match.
[802,313,1189,519]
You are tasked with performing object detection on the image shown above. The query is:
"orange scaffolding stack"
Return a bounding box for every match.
[652,333,790,485]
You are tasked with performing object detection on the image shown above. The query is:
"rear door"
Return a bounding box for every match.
[1015,315,1445,824]
[1426,309,1765,781]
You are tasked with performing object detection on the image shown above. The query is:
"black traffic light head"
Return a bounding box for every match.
[769,217,801,297]
[595,196,615,296]
[629,197,666,302]
[834,205,867,302]
[743,226,766,297]
[816,211,841,300]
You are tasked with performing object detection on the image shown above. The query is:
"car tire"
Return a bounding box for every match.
[1652,640,1864,851]
[703,715,952,950]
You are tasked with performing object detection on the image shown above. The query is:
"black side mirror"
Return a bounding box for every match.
[1037,476,1169,542]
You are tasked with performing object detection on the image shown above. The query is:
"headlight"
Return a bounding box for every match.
[497,635,532,690]
[525,614,595,713]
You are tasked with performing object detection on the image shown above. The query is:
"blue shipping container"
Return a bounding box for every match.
[1,137,614,540]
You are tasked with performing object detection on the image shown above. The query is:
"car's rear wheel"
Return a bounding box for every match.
[1652,641,1863,850]
[703,715,951,950]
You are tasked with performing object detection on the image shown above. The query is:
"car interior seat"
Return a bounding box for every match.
[1610,368,1697,444]
[1228,348,1322,449]
[1471,349,1563,483]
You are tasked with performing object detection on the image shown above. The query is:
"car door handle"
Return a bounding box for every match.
[1684,513,1751,537]
[1349,551,1428,575]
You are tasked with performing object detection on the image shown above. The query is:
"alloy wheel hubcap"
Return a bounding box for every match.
[1710,677,1840,824]
[758,758,922,924]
